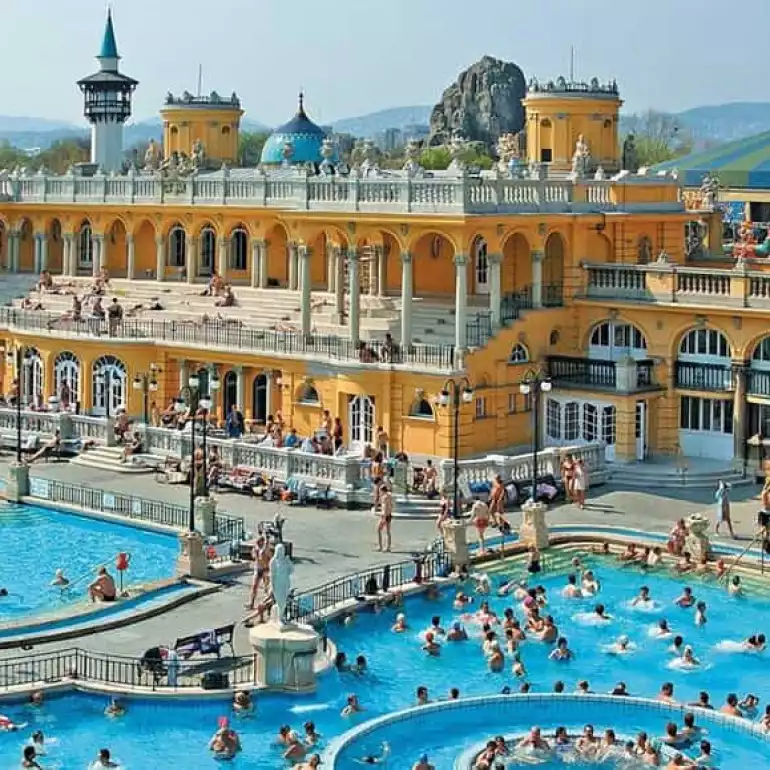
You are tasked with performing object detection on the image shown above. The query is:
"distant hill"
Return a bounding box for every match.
[331,106,432,137]
[674,102,770,142]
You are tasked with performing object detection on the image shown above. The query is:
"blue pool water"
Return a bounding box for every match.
[0,555,767,768]
[0,503,178,620]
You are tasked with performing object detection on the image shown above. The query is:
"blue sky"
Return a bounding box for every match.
[4,0,766,125]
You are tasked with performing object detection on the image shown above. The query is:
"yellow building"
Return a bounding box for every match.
[0,17,755,470]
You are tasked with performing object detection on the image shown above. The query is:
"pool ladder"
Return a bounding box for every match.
[719,530,765,583]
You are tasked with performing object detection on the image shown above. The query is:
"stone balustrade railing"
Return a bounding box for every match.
[0,170,682,216]
[0,408,110,443]
[582,261,770,309]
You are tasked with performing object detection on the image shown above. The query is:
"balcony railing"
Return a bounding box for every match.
[547,356,657,393]
[747,369,770,398]
[582,262,770,309]
[675,361,734,392]
[0,308,458,373]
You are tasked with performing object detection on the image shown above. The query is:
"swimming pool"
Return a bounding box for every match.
[0,551,767,768]
[0,502,178,620]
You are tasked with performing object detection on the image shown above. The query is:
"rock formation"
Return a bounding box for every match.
[428,56,527,150]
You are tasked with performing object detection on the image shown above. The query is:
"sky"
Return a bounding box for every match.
[3,0,768,126]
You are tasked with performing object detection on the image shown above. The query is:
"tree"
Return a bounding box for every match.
[622,110,693,166]
[419,144,494,171]
[239,131,269,166]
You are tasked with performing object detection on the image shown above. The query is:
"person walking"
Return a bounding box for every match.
[377,484,393,552]
[226,403,244,439]
[714,479,735,538]
[573,458,588,509]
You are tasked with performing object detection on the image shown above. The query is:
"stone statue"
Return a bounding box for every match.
[495,132,520,175]
[282,140,294,166]
[699,173,719,209]
[191,138,207,169]
[622,133,639,173]
[590,77,600,91]
[165,92,174,105]
[571,134,591,178]
[448,134,468,174]
[556,75,567,90]
[143,139,161,171]
[182,90,193,103]
[269,543,294,628]
[594,165,606,180]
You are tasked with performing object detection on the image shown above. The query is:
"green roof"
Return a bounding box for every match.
[655,130,770,190]
[99,10,119,60]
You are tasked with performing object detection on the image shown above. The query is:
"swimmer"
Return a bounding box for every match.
[714,559,727,579]
[687,691,713,710]
[232,690,253,713]
[517,726,550,751]
[675,587,695,608]
[474,574,491,595]
[605,634,634,655]
[593,603,612,621]
[618,543,639,562]
[51,568,69,587]
[647,546,663,568]
[502,607,516,629]
[680,645,700,667]
[534,585,548,607]
[303,721,321,746]
[448,687,460,700]
[416,686,430,705]
[576,724,599,758]
[28,692,44,708]
[675,552,695,574]
[631,585,652,606]
[22,746,42,770]
[354,742,390,765]
[428,615,445,636]
[695,601,707,626]
[562,574,582,598]
[720,693,742,717]
[746,633,767,651]
[341,694,363,717]
[760,705,770,731]
[554,726,571,751]
[581,570,600,595]
[351,655,368,675]
[411,753,434,770]
[729,575,743,596]
[293,754,323,770]
[422,631,441,656]
[453,591,472,610]
[90,748,119,768]
[572,555,586,569]
[475,600,499,625]
[679,712,702,743]
[446,621,468,642]
[497,579,527,600]
[611,681,630,696]
[548,636,573,661]
[482,630,498,657]
[538,615,559,643]
[654,619,673,638]
[739,693,760,718]
[508,618,526,642]
[208,718,241,760]
[576,680,592,695]
[511,652,526,678]
[392,613,408,633]
[335,652,351,672]
[104,697,126,717]
[693,740,715,768]
[29,731,46,756]
[658,682,675,703]
[666,752,697,768]
[487,641,505,672]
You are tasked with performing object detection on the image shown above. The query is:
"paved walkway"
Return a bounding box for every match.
[0,457,763,660]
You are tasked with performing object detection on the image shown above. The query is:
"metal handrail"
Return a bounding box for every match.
[719,529,764,582]
[60,550,128,595]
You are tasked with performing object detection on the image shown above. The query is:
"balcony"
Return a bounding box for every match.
[582,262,770,310]
[747,368,770,398]
[547,355,658,393]
[675,361,735,392]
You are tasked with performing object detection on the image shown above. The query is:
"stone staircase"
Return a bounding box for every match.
[68,445,154,474]
[607,460,754,490]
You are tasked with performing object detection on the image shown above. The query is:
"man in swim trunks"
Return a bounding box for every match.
[248,537,271,609]
[88,567,116,603]
[471,499,490,553]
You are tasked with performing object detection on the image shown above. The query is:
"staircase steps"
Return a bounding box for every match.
[69,445,153,474]
[608,463,753,490]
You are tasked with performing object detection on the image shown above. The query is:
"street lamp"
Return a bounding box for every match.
[5,345,28,464]
[437,377,474,518]
[132,364,161,425]
[519,369,553,504]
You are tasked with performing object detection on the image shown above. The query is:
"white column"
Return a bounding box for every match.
[39,232,48,273]
[489,252,502,329]
[299,245,312,337]
[377,245,386,297]
[186,237,196,284]
[32,233,41,273]
[125,234,135,280]
[259,239,268,289]
[400,251,413,347]
[368,249,377,295]
[326,244,335,292]
[250,239,260,288]
[235,366,245,412]
[178,359,188,393]
[288,243,298,290]
[219,237,229,282]
[454,253,468,351]
[92,234,104,277]
[348,248,361,345]
[62,234,72,276]
[334,246,345,323]
[155,236,165,281]
[532,249,544,308]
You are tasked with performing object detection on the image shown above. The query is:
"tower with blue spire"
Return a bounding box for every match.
[77,10,138,172]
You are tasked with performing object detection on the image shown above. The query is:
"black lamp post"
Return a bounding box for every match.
[132,364,161,424]
[520,369,553,504]
[6,345,26,464]
[438,377,474,517]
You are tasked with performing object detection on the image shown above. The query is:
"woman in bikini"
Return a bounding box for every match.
[370,452,385,512]
[561,453,576,502]
[489,475,506,525]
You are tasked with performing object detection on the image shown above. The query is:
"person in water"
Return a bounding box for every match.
[51,568,69,587]
[341,694,363,717]
[90,748,119,768]
[562,573,582,598]
[632,585,652,606]
[233,690,253,713]
[694,601,707,626]
[354,742,391,765]
[675,587,695,608]
[208,718,241,759]
[304,721,321,746]
[104,698,126,717]
[22,746,42,770]
[549,637,573,661]
[392,613,408,632]
[729,575,743,596]
[422,632,441,657]
[517,726,550,751]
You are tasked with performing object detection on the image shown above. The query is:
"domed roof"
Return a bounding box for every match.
[260,93,334,165]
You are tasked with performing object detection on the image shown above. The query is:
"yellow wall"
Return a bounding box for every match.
[160,104,243,165]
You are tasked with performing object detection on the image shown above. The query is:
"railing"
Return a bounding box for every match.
[0,170,682,216]
[213,511,246,544]
[0,647,255,691]
[0,309,458,373]
[636,359,654,388]
[548,356,616,388]
[286,539,450,625]
[675,361,734,392]
[748,369,770,398]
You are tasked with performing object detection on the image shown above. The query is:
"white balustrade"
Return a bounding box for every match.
[585,264,648,299]
[676,271,731,298]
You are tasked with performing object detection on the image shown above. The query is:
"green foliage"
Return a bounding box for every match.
[622,110,693,166]
[419,145,494,171]
[239,131,270,166]
[0,138,89,174]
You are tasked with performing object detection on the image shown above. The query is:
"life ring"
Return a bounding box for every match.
[116,552,130,571]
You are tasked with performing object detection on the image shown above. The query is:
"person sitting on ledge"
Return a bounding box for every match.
[121,431,143,463]
[28,429,62,463]
[215,284,236,308]
[37,270,54,292]
[88,566,117,603]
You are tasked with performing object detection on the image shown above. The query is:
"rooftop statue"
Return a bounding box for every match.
[143,139,161,171]
[622,132,639,173]
[699,173,719,210]
[571,134,591,179]
[191,138,207,169]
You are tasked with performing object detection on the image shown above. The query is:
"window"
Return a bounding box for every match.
[752,337,770,367]
[78,222,93,267]
[679,328,731,359]
[638,236,653,264]
[475,397,487,419]
[230,229,248,271]
[54,352,80,401]
[410,398,434,418]
[564,402,579,441]
[508,393,517,414]
[590,321,647,357]
[222,125,231,136]
[680,396,733,434]
[583,403,598,442]
[297,383,320,404]
[167,226,186,267]
[602,406,616,446]
[546,399,561,439]
[509,344,529,364]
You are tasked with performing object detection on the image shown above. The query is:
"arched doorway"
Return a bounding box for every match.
[252,374,268,424]
[21,347,44,406]
[265,223,289,286]
[199,226,217,277]
[167,224,187,273]
[48,219,64,274]
[348,394,375,452]
[229,227,248,272]
[104,219,127,275]
[92,355,127,416]
[472,236,489,295]
[77,220,93,272]
[54,351,80,406]
[18,219,34,272]
[543,232,565,305]
[223,370,237,415]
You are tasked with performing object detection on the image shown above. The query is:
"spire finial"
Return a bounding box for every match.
[298,90,305,117]
[98,6,120,63]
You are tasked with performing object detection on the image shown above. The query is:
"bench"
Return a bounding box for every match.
[173,623,235,660]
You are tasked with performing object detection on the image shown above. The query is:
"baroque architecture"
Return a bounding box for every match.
[0,14,753,467]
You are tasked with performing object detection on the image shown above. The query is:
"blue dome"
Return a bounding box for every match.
[260,94,335,165]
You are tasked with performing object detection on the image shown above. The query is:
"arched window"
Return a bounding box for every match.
[54,352,80,403]
[589,321,648,361]
[170,126,179,137]
[222,125,231,136]
[20,347,43,405]
[78,221,93,269]
[509,343,529,364]
[752,337,770,370]
[297,382,320,405]
[199,226,217,276]
[229,228,248,271]
[541,119,552,128]
[678,328,731,361]
[91,355,127,416]
[473,236,489,294]
[410,398,434,418]
[167,225,186,267]
[546,399,561,439]
[223,370,237,414]
[583,403,598,442]
[637,235,653,265]
[252,374,268,424]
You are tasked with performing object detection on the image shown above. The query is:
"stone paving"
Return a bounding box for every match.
[1,456,763,660]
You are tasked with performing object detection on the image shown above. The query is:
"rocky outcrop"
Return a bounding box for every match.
[428,56,527,150]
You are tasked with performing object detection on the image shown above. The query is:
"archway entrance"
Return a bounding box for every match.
[252,374,267,424]
[348,395,375,453]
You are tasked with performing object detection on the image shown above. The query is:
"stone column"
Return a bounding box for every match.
[186,236,197,283]
[62,234,73,276]
[531,249,544,308]
[92,234,104,277]
[520,500,550,548]
[126,234,135,281]
[250,238,260,288]
[219,237,229,282]
[488,252,502,329]
[348,248,361,346]
[155,236,165,281]
[207,364,219,415]
[288,243,298,291]
[8,231,19,272]
[733,361,748,472]
[377,245,386,296]
[299,245,312,337]
[334,246,345,324]
[265,371,273,417]
[259,239,268,289]
[33,233,42,274]
[235,365,245,412]
[178,359,188,394]
[454,253,468,351]
[400,251,413,347]
[326,243,335,292]
[39,233,48,273]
